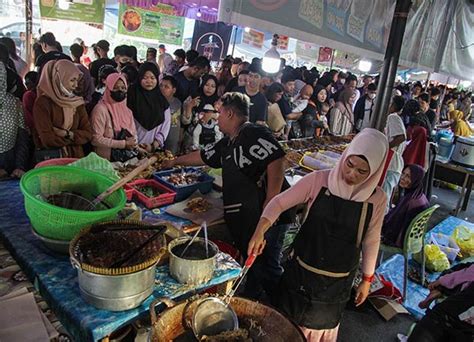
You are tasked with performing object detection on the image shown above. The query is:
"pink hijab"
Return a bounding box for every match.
[101,73,133,132]
[328,128,388,202]
[37,60,84,130]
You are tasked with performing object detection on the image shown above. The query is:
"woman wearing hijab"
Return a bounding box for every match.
[403,125,428,170]
[182,74,219,152]
[0,61,29,179]
[91,73,137,160]
[127,62,170,152]
[248,128,389,342]
[330,88,356,136]
[33,60,92,160]
[449,110,473,137]
[382,164,429,248]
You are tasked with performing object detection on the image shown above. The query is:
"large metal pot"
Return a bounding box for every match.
[451,136,474,167]
[71,259,158,311]
[168,237,218,285]
[149,296,306,342]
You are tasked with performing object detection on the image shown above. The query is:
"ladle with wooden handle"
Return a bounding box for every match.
[88,156,158,209]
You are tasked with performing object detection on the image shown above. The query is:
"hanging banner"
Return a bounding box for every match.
[39,0,105,24]
[191,21,233,62]
[242,28,265,49]
[118,3,184,45]
[295,40,319,60]
[277,34,289,51]
[318,47,333,63]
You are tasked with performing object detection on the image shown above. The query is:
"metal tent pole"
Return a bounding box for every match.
[372,0,412,131]
[25,0,33,68]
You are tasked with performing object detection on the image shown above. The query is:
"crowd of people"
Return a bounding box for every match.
[0,32,473,342]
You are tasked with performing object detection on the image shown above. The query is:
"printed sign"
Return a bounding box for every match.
[318,47,333,63]
[277,34,289,50]
[192,21,233,61]
[39,0,105,24]
[242,28,265,49]
[298,0,324,29]
[295,40,319,60]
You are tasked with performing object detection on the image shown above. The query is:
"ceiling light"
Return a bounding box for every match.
[196,9,202,17]
[244,27,250,33]
[262,34,281,74]
[358,60,372,72]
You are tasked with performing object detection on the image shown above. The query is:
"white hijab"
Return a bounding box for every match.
[328,128,388,202]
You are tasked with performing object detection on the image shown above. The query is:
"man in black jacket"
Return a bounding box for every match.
[354,83,377,131]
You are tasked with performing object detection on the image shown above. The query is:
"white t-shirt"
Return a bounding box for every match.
[385,113,406,174]
[361,98,374,130]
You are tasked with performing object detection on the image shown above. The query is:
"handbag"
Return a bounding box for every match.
[107,110,138,162]
[34,148,63,163]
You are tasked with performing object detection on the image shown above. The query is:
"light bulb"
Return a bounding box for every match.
[358,60,372,73]
[196,9,202,17]
[244,27,250,33]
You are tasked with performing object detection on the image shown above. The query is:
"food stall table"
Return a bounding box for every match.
[377,216,473,319]
[0,180,241,341]
[434,158,474,216]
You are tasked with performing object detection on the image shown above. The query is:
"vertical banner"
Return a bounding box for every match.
[39,0,105,24]
[192,21,233,62]
[318,47,333,63]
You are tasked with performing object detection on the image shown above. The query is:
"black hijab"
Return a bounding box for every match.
[196,74,219,112]
[127,62,169,130]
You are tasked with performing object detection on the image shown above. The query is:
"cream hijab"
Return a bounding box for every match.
[37,60,84,130]
[328,128,388,202]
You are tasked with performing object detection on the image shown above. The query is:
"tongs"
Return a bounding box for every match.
[223,254,257,305]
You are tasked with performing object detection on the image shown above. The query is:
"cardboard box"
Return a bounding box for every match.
[369,297,409,321]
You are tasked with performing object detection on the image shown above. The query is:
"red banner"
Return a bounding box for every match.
[318,47,333,63]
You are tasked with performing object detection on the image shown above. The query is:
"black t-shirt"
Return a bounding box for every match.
[35,51,71,72]
[425,109,436,129]
[89,58,117,82]
[224,77,238,94]
[200,123,285,183]
[235,86,268,123]
[174,71,200,102]
[277,93,293,118]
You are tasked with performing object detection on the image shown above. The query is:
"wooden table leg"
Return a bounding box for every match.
[454,173,469,216]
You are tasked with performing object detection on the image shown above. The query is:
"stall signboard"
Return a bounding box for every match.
[39,0,105,24]
[277,34,289,50]
[192,21,233,61]
[318,47,333,63]
[242,28,265,49]
[295,40,319,60]
[118,3,184,45]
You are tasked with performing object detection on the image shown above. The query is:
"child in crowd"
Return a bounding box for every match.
[160,76,183,155]
[192,104,222,150]
[317,102,331,136]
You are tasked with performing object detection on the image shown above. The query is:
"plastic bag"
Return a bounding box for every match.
[423,244,450,272]
[70,153,120,181]
[452,226,474,258]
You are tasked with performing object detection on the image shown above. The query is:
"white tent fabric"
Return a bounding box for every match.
[219,0,474,81]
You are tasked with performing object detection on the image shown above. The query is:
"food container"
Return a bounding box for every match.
[129,179,176,209]
[168,237,218,285]
[430,233,460,262]
[149,296,306,342]
[154,168,214,202]
[123,184,135,201]
[451,136,474,167]
[69,220,167,311]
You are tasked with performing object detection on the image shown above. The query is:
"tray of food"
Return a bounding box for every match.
[165,192,224,225]
[299,150,340,171]
[154,168,214,202]
[114,150,175,180]
[128,179,176,209]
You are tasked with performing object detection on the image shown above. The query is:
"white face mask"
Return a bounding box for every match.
[60,81,75,98]
[340,79,346,85]
[368,93,376,100]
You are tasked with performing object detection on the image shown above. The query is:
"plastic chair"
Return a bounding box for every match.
[379,204,440,302]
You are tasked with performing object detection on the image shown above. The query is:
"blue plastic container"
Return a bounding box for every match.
[438,136,454,160]
[153,168,215,202]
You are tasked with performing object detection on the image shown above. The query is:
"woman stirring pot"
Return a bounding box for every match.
[248,128,388,342]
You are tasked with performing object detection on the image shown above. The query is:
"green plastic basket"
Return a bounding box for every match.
[20,166,126,241]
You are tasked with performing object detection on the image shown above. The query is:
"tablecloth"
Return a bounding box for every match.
[0,180,240,341]
[377,216,474,320]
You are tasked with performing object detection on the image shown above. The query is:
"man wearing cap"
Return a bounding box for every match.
[157,44,173,74]
[146,48,159,69]
[35,32,71,73]
[89,40,116,83]
[235,63,267,125]
[163,92,295,300]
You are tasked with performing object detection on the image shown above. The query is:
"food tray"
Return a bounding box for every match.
[153,167,214,202]
[123,183,135,201]
[129,179,176,209]
[298,151,340,172]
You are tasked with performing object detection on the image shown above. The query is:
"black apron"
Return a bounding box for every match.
[275,187,373,329]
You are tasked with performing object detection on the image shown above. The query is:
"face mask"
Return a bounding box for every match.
[368,93,376,100]
[110,90,127,102]
[59,82,75,98]
[340,79,346,85]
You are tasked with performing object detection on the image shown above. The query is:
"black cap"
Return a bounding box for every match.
[96,39,110,51]
[158,44,165,49]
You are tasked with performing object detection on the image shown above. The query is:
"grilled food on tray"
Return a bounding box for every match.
[186,197,212,213]
[164,171,200,186]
